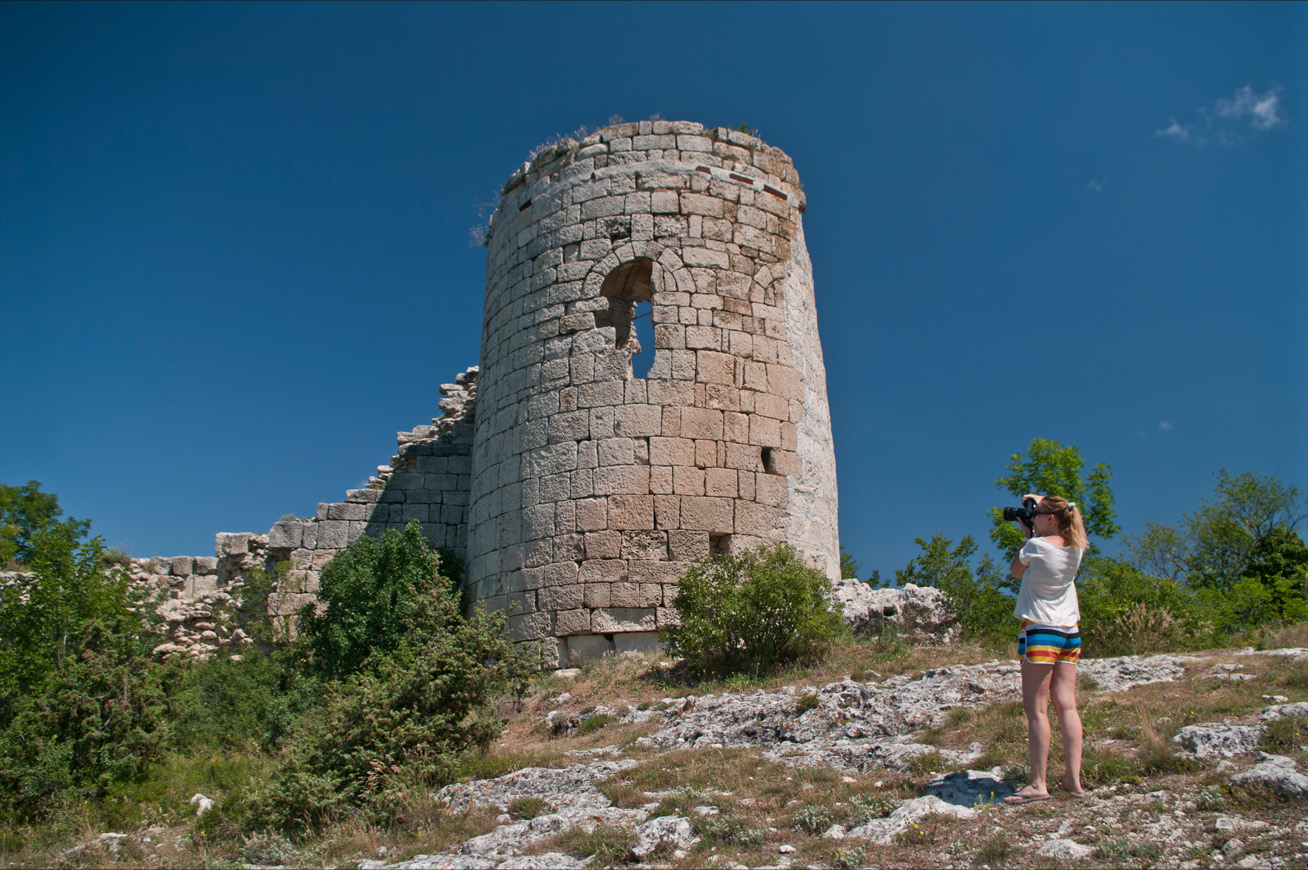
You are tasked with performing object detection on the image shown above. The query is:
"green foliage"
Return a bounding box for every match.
[989,438,1118,555]
[0,489,170,821]
[298,522,459,679]
[894,534,1012,644]
[793,803,830,834]
[166,649,320,753]
[839,545,859,579]
[664,544,847,678]
[1075,555,1195,654]
[1121,470,1307,635]
[0,480,90,569]
[794,693,820,715]
[260,596,530,830]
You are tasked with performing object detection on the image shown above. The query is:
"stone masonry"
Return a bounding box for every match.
[134,121,839,667]
[466,120,839,667]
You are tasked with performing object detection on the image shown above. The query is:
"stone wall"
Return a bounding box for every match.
[104,369,479,658]
[466,120,840,668]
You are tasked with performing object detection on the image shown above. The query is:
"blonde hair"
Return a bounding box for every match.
[1039,495,1088,549]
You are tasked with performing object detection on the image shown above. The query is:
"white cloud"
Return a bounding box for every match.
[1157,85,1287,145]
[1158,421,1173,432]
[1217,85,1286,131]
[1154,118,1192,141]
[1086,179,1105,193]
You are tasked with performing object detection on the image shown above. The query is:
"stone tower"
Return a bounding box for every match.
[466,120,838,667]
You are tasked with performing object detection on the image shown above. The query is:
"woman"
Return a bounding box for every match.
[1003,493,1088,804]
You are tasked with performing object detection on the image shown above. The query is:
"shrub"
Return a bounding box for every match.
[259,599,531,830]
[793,804,831,834]
[298,522,459,680]
[0,490,169,821]
[664,544,847,678]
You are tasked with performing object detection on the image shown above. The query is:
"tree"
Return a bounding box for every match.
[1120,469,1306,635]
[894,534,1012,643]
[839,545,859,580]
[0,487,168,820]
[989,438,1118,556]
[1,481,90,568]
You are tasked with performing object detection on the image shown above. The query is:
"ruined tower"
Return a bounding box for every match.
[466,120,839,667]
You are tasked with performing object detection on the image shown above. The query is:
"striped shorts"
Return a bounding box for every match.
[1017,620,1081,665]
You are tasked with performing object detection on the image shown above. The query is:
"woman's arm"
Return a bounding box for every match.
[1011,551,1027,579]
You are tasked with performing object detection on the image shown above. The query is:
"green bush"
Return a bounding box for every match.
[261,579,530,829]
[664,544,846,678]
[298,522,460,679]
[166,649,320,753]
[0,486,169,821]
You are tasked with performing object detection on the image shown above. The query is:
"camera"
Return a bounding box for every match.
[1002,497,1038,525]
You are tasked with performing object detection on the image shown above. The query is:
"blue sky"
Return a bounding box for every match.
[2,2,1305,579]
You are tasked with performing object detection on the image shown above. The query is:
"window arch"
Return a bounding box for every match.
[594,257,656,378]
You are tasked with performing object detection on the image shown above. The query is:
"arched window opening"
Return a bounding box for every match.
[594,257,656,378]
[631,300,655,378]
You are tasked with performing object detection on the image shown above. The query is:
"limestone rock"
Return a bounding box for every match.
[830,581,960,643]
[631,815,699,859]
[1173,723,1266,759]
[845,795,975,844]
[1229,753,1308,798]
[1037,839,1095,859]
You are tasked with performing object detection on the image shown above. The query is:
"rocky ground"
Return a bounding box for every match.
[349,648,1308,869]
[33,644,1308,869]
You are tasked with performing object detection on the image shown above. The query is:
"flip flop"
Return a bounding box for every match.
[1003,791,1051,805]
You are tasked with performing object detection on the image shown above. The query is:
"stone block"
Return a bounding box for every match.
[649,436,695,466]
[538,584,583,611]
[735,500,785,536]
[723,411,749,443]
[585,530,622,559]
[554,609,592,636]
[668,530,710,562]
[614,631,663,654]
[705,468,738,497]
[609,495,655,530]
[694,439,720,468]
[402,504,430,523]
[679,192,724,218]
[628,560,689,586]
[681,407,724,440]
[749,416,782,448]
[565,633,615,665]
[315,521,349,549]
[583,583,611,608]
[696,350,735,385]
[654,494,680,529]
[593,465,649,495]
[542,561,580,587]
[578,559,627,584]
[576,497,608,531]
[679,496,734,533]
[597,437,635,466]
[756,473,787,507]
[672,466,705,496]
[346,488,382,503]
[509,612,551,642]
[578,379,625,409]
[650,466,674,494]
[194,557,218,574]
[593,607,657,633]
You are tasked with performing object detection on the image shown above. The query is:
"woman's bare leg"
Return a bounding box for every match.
[1050,661,1083,794]
[1020,659,1055,796]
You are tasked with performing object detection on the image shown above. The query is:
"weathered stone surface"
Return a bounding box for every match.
[1229,753,1308,798]
[1037,839,1095,859]
[1174,723,1266,759]
[832,581,959,643]
[846,795,975,844]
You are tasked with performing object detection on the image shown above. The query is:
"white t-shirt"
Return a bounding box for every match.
[1013,537,1083,627]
